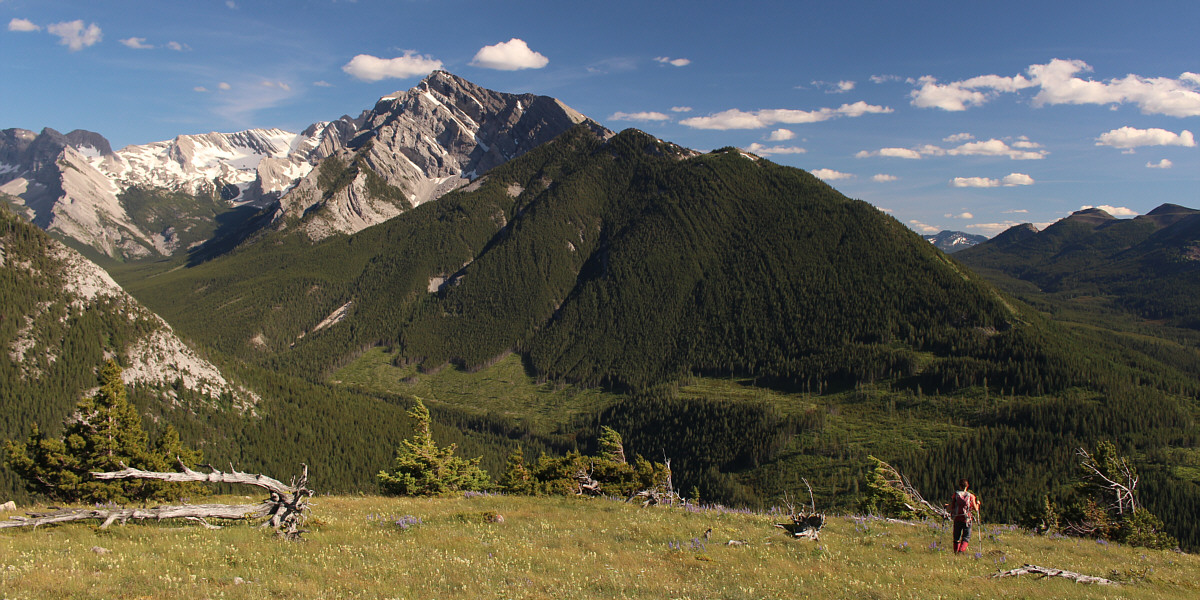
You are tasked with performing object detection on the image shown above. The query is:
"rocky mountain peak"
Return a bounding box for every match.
[275,71,606,240]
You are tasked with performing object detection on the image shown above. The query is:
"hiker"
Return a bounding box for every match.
[946,478,980,553]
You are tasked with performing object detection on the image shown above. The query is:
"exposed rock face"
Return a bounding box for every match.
[922,230,988,253]
[275,70,604,240]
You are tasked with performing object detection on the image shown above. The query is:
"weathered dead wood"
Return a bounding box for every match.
[1076,447,1139,516]
[1,462,313,539]
[574,467,602,496]
[992,564,1117,585]
[776,479,826,540]
[628,458,682,507]
[870,457,951,520]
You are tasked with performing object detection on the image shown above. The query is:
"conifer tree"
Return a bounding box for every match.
[377,398,490,496]
[3,361,204,503]
[499,446,533,495]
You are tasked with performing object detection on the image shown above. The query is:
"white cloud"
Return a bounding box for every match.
[8,18,41,32]
[857,138,1045,160]
[948,139,1046,160]
[837,80,855,92]
[870,74,902,84]
[950,173,1034,187]
[813,80,856,93]
[1146,158,1173,169]
[680,102,892,130]
[909,220,940,234]
[856,147,923,159]
[218,82,231,90]
[1081,204,1138,217]
[313,80,332,88]
[343,51,443,81]
[194,86,209,93]
[1003,208,1029,213]
[261,80,291,91]
[166,41,189,51]
[470,38,549,71]
[872,174,898,182]
[120,37,152,49]
[911,59,1200,117]
[943,132,974,143]
[1095,126,1195,150]
[609,111,670,122]
[654,56,691,67]
[945,212,975,219]
[47,20,102,51]
[812,168,854,181]
[744,143,806,156]
[767,128,795,141]
[226,1,238,8]
[670,106,692,113]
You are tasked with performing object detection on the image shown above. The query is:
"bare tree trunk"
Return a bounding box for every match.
[993,564,1118,585]
[1,463,313,539]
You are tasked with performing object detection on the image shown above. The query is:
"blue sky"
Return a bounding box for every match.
[3,0,1198,236]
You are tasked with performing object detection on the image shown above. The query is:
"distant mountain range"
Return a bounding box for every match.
[957,203,1200,328]
[922,230,988,253]
[0,71,597,260]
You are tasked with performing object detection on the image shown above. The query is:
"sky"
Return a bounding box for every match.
[3,0,1198,237]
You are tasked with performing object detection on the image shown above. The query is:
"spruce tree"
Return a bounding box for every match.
[377,398,490,496]
[3,361,204,503]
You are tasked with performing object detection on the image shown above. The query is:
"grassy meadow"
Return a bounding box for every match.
[2,494,1197,599]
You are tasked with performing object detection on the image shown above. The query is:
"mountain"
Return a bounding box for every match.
[922,230,987,253]
[1,71,598,260]
[957,203,1200,328]
[0,201,264,499]
[271,70,602,240]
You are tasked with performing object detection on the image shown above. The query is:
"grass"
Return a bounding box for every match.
[333,349,620,431]
[2,494,1197,599]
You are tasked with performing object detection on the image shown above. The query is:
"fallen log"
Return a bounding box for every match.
[992,564,1117,585]
[1,462,313,539]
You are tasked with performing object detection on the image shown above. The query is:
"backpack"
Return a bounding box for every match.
[951,491,974,521]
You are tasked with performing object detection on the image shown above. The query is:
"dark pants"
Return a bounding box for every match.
[953,520,972,544]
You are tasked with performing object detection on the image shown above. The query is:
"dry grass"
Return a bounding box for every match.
[2,494,1197,599]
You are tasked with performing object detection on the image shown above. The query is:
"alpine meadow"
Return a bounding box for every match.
[3,24,1200,596]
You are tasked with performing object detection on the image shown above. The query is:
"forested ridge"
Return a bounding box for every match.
[6,126,1200,548]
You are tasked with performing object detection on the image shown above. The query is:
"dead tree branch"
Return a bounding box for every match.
[993,564,1117,585]
[1,462,313,539]
[1076,447,1139,516]
[870,457,950,520]
[776,480,826,541]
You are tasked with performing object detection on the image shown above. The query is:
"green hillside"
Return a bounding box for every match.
[92,126,1200,547]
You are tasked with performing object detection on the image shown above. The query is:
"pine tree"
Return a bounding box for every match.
[3,361,204,503]
[499,446,533,495]
[377,398,490,496]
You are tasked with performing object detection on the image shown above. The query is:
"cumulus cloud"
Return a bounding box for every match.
[609,111,671,122]
[1082,204,1138,217]
[120,37,152,49]
[654,56,691,67]
[813,80,855,93]
[943,132,974,143]
[872,174,898,182]
[945,212,975,219]
[950,173,1035,187]
[744,143,807,156]
[860,138,1046,160]
[47,20,102,51]
[911,59,1200,117]
[966,221,1025,236]
[670,106,692,113]
[856,147,922,159]
[470,38,549,71]
[680,101,892,130]
[767,128,795,141]
[8,18,41,32]
[166,41,189,51]
[1147,158,1173,169]
[811,168,854,181]
[343,51,443,81]
[218,82,232,90]
[909,220,941,234]
[1095,126,1195,151]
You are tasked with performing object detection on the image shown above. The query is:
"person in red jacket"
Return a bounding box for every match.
[947,478,981,553]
